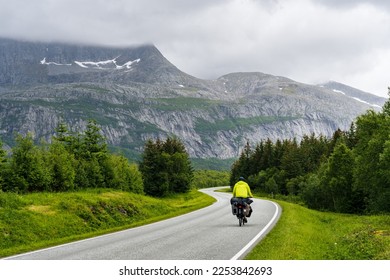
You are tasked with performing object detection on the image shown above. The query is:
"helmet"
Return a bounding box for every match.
[239,177,245,181]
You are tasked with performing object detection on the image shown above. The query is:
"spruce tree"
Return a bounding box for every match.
[139,139,168,197]
[0,139,6,164]
[324,142,355,213]
[83,119,108,160]
[48,141,76,191]
[140,137,193,197]
[0,139,6,190]
[10,134,51,192]
[354,108,390,213]
[162,137,193,193]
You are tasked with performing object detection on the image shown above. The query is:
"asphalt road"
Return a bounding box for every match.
[5,187,281,260]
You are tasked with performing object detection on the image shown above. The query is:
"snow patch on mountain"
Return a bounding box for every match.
[332,89,345,95]
[116,59,141,69]
[41,57,141,70]
[332,89,382,108]
[40,58,71,66]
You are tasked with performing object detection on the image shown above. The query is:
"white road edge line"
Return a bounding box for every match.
[3,188,223,260]
[230,200,280,260]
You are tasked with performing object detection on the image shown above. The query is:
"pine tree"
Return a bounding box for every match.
[48,141,76,191]
[280,138,303,180]
[108,154,144,193]
[250,141,265,174]
[354,108,390,213]
[377,140,390,212]
[324,142,355,213]
[262,139,274,170]
[82,119,108,160]
[164,137,193,192]
[0,139,7,191]
[0,139,6,164]
[230,141,252,187]
[9,133,51,192]
[140,137,193,197]
[345,122,358,149]
[139,139,168,197]
[54,121,70,143]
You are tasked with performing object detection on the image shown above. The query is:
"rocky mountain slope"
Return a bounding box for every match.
[0,38,386,160]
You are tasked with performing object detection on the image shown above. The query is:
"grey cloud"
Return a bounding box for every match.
[314,0,390,10]
[0,0,389,97]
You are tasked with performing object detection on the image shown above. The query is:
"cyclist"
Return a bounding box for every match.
[232,177,253,222]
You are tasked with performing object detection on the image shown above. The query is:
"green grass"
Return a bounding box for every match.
[246,200,390,260]
[191,170,230,189]
[0,189,215,258]
[2,188,389,260]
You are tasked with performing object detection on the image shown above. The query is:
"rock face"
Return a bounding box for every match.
[0,38,386,159]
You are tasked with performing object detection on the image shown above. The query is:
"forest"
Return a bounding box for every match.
[2,95,390,214]
[0,120,195,198]
[230,95,390,214]
[0,120,143,194]
[0,120,222,197]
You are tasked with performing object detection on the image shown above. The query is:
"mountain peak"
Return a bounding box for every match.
[0,37,385,161]
[0,38,185,86]
[319,81,386,108]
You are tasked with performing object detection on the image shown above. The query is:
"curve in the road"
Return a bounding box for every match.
[230,200,280,260]
[4,187,281,260]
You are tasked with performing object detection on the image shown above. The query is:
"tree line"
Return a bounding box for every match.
[0,120,143,194]
[139,137,194,197]
[0,120,194,197]
[231,96,390,214]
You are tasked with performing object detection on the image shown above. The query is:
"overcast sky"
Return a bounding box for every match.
[1,0,389,97]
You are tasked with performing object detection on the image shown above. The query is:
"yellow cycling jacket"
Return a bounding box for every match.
[232,180,253,198]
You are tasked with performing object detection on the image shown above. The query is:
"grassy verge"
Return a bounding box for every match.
[2,188,389,260]
[0,189,215,258]
[246,200,390,260]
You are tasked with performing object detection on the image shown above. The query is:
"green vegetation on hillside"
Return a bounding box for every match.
[231,94,390,214]
[0,123,220,258]
[229,91,390,259]
[139,137,194,197]
[195,115,297,134]
[0,189,215,258]
[151,97,221,111]
[0,120,195,199]
[191,170,230,189]
[1,91,390,260]
[191,157,235,171]
[246,200,390,260]
[0,120,143,194]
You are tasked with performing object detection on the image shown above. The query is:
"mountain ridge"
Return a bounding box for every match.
[319,81,384,108]
[0,38,387,161]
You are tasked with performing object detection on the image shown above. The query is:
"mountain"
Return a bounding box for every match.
[0,38,386,162]
[0,38,201,86]
[319,81,385,109]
